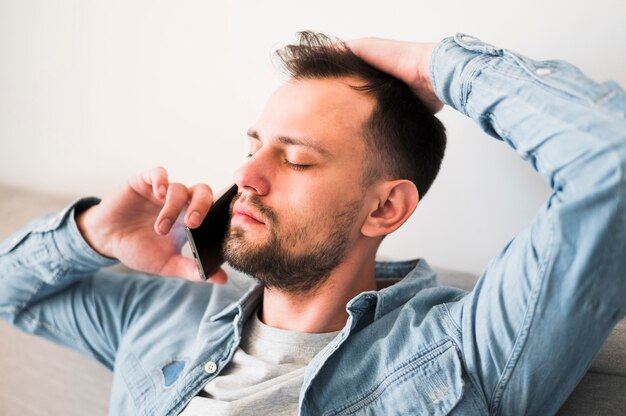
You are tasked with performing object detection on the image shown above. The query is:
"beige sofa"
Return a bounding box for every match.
[0,183,624,415]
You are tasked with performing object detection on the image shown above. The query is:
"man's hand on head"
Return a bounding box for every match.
[76,166,228,284]
[346,38,443,114]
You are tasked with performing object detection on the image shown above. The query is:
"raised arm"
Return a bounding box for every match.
[0,167,224,366]
[350,33,626,414]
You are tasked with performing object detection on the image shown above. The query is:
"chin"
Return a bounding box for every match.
[229,227,267,245]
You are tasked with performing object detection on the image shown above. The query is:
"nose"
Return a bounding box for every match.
[234,153,270,196]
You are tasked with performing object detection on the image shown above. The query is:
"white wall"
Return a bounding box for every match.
[1,0,624,274]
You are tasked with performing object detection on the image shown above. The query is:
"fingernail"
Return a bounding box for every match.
[189,211,201,227]
[158,218,171,234]
[158,185,167,199]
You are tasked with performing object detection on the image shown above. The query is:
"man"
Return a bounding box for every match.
[1,32,625,415]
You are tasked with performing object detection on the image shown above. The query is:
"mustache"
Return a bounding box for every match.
[231,193,277,224]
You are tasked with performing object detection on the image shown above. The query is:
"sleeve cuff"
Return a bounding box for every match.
[430,33,504,115]
[52,197,120,271]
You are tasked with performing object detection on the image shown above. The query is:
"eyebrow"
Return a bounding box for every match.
[247,128,330,157]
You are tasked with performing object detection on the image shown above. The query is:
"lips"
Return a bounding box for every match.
[233,202,265,224]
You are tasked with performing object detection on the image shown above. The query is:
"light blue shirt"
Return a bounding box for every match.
[1,33,625,415]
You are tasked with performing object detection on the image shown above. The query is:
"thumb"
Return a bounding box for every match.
[207,268,228,285]
[161,255,204,282]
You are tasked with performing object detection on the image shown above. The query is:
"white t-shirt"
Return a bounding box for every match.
[180,310,339,415]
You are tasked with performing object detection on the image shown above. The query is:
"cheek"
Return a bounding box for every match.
[268,195,325,238]
[288,186,339,217]
[282,190,362,232]
[270,170,365,226]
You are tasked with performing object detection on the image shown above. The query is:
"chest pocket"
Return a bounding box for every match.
[325,341,465,416]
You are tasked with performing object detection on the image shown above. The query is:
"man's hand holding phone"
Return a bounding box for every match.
[75,166,228,284]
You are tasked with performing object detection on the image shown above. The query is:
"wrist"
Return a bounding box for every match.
[413,42,443,113]
[75,205,114,259]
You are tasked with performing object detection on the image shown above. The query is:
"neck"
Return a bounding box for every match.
[260,243,377,333]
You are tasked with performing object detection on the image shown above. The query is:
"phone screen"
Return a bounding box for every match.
[185,184,238,280]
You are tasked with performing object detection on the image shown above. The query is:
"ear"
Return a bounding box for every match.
[361,180,419,238]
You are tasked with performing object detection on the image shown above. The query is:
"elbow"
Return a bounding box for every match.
[0,303,20,326]
[579,137,626,198]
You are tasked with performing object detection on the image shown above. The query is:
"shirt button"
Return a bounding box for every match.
[535,67,552,76]
[204,361,218,374]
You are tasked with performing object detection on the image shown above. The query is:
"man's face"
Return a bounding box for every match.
[223,77,377,294]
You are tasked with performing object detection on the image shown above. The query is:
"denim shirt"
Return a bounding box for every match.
[1,33,625,415]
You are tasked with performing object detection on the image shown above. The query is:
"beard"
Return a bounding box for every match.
[223,193,361,295]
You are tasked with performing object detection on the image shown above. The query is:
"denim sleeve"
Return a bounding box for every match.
[0,198,122,368]
[433,34,626,414]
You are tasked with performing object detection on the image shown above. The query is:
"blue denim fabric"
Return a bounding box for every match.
[1,33,625,415]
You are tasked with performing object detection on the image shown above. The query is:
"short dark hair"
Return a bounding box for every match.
[275,31,446,198]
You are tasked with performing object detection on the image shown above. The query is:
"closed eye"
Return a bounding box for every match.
[283,159,310,171]
[246,149,312,171]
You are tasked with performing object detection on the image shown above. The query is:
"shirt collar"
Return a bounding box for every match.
[209,258,437,326]
[347,258,438,321]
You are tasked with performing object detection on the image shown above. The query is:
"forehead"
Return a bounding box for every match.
[252,77,376,153]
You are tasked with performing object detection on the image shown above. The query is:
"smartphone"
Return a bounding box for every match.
[185,184,238,280]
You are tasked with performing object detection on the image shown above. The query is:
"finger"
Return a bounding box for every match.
[129,166,169,202]
[161,254,204,282]
[347,38,443,113]
[144,166,169,201]
[347,37,409,80]
[155,183,190,235]
[160,255,228,284]
[185,184,214,228]
[346,38,391,65]
[207,267,228,285]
